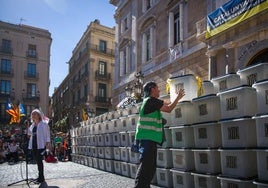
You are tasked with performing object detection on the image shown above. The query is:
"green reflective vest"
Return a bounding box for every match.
[135,97,163,144]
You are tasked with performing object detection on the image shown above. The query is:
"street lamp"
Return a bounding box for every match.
[87,108,95,118]
[85,102,95,118]
[120,71,144,108]
[125,84,132,98]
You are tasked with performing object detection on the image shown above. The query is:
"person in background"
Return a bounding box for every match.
[28,109,51,184]
[54,132,62,158]
[134,81,185,188]
[54,132,62,147]
[55,142,64,161]
[67,133,72,161]
[62,137,68,161]
[7,139,21,163]
[0,139,6,163]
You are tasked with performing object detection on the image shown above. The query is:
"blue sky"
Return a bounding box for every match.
[0,0,116,96]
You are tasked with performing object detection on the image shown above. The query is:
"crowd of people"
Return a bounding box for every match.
[1,81,183,187]
[53,132,71,162]
[0,121,71,165]
[0,129,25,164]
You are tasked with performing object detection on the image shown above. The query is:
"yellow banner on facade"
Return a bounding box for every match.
[206,0,268,39]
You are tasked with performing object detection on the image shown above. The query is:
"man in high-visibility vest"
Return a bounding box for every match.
[134,81,185,188]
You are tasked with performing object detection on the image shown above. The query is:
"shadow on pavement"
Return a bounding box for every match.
[39,182,60,188]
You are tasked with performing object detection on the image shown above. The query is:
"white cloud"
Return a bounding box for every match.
[42,0,68,14]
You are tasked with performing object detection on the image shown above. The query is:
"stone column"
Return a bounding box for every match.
[179,2,184,41]
[168,12,174,48]
[223,41,237,74]
[206,50,217,80]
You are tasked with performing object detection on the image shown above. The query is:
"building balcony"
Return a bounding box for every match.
[0,91,15,100]
[24,71,39,81]
[0,46,13,55]
[22,93,40,102]
[0,69,14,78]
[95,96,111,104]
[89,44,114,56]
[196,17,207,42]
[95,71,111,81]
[26,50,38,58]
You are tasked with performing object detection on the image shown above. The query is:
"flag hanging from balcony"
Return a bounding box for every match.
[82,108,88,121]
[5,99,25,124]
[206,0,268,38]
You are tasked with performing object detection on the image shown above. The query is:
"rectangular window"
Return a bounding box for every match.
[145,30,151,61]
[124,17,128,30]
[1,59,11,73]
[123,48,127,74]
[146,0,151,10]
[27,83,37,97]
[28,44,37,57]
[27,63,36,77]
[2,39,11,53]
[122,120,126,128]
[0,80,11,94]
[120,49,127,75]
[174,12,180,45]
[98,83,107,98]
[98,61,107,76]
[99,40,107,53]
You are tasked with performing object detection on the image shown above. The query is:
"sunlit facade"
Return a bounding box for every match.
[0,21,52,124]
[52,20,115,130]
[110,0,268,106]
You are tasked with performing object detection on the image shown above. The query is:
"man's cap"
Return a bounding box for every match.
[143,81,156,97]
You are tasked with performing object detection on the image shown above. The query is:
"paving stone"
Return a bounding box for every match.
[0,161,162,188]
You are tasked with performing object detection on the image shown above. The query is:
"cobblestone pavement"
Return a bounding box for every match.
[0,161,162,188]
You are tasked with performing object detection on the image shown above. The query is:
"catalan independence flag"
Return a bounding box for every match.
[5,99,25,124]
[19,103,26,117]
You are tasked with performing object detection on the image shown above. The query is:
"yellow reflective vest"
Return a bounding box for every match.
[135,97,163,144]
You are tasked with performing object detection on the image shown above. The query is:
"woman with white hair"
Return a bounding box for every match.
[28,109,51,184]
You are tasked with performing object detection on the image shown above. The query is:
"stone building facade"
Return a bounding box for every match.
[110,0,268,106]
[0,21,52,124]
[52,20,115,128]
